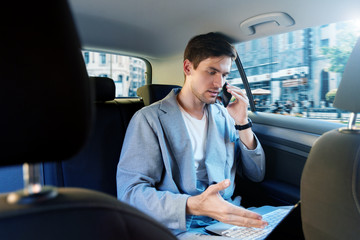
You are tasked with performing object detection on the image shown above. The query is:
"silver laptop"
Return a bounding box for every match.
[205,202,300,240]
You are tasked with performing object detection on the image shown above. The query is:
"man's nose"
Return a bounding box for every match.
[214,74,223,88]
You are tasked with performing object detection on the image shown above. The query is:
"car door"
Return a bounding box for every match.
[235,112,343,207]
[228,25,354,207]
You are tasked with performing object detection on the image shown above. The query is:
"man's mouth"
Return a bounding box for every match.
[208,90,219,97]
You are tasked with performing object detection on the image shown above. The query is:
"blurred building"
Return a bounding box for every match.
[229,21,356,108]
[82,51,146,97]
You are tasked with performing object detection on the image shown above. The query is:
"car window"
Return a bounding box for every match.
[82,50,148,97]
[228,19,360,125]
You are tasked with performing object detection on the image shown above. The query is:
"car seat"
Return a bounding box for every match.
[137,84,182,105]
[0,1,176,239]
[300,37,360,240]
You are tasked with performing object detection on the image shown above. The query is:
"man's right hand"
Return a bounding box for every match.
[186,179,268,228]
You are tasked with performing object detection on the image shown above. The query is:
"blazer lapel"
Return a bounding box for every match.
[205,105,229,184]
[158,90,198,194]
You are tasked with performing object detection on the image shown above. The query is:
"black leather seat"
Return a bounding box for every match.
[300,37,360,240]
[0,1,176,239]
[0,188,175,240]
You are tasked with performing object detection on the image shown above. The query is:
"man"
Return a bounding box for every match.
[117,32,266,239]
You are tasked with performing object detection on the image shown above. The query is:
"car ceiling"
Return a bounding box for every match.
[69,0,360,59]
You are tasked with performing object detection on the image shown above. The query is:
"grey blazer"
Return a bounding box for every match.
[116,88,265,233]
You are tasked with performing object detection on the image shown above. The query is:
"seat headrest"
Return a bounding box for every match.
[137,84,182,106]
[333,37,360,113]
[91,77,116,101]
[0,1,93,166]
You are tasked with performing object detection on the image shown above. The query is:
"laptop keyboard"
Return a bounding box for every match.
[221,208,290,239]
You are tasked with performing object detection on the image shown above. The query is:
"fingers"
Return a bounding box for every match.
[226,84,245,95]
[206,180,268,228]
[187,180,232,216]
[231,215,268,229]
[226,84,248,105]
[207,179,230,194]
[230,90,249,106]
[226,208,268,228]
[198,180,269,229]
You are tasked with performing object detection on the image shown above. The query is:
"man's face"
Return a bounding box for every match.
[184,56,232,104]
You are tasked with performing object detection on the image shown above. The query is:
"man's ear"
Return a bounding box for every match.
[183,59,192,76]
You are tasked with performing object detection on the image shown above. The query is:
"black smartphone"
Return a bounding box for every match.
[220,82,232,107]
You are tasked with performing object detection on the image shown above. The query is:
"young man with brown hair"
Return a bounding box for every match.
[117,32,266,239]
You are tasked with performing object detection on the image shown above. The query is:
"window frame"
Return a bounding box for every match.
[82,49,152,98]
[233,51,256,112]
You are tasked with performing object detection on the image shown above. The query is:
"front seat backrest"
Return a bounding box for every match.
[300,37,360,240]
[0,1,176,239]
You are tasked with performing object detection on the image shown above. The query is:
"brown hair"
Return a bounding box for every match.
[183,32,236,69]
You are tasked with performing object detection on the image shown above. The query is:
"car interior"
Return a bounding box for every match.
[0,0,359,239]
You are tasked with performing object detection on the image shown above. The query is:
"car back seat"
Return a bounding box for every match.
[43,77,144,197]
[137,84,182,106]
[0,83,177,196]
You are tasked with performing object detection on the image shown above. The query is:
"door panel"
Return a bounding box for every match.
[235,112,344,207]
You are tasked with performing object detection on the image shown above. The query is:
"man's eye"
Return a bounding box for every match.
[209,71,216,75]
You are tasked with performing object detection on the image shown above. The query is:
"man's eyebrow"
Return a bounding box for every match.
[208,67,230,75]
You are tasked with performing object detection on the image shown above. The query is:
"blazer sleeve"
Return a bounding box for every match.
[236,134,266,182]
[116,110,190,231]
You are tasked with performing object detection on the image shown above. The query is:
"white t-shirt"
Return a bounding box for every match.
[178,105,208,185]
